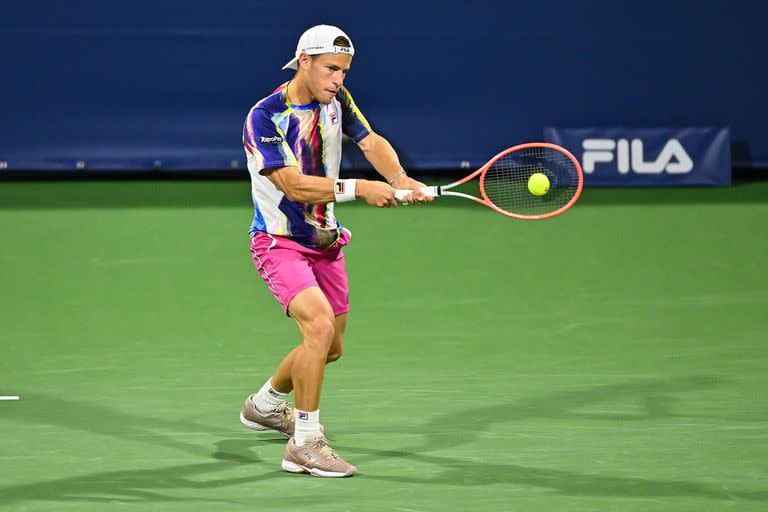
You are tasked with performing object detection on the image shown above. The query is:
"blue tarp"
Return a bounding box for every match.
[1,1,766,172]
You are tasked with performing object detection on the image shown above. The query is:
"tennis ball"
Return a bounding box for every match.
[528,172,550,196]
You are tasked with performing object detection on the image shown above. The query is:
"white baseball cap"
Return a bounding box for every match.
[282,25,355,71]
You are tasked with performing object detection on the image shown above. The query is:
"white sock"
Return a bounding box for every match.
[293,409,320,446]
[250,378,288,413]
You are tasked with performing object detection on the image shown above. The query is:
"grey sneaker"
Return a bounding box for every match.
[282,434,357,478]
[240,395,294,437]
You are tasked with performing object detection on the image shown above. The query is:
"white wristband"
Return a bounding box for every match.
[334,179,357,203]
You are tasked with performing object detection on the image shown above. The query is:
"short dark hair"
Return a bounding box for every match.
[333,36,351,48]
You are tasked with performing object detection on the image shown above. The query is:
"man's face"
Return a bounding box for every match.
[303,53,352,105]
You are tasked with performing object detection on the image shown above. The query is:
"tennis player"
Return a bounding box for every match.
[239,25,430,477]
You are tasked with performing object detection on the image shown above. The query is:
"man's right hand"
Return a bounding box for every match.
[356,180,398,208]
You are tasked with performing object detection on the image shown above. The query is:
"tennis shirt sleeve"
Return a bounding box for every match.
[243,108,298,173]
[336,86,372,143]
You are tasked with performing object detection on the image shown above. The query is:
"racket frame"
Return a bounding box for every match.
[398,142,583,220]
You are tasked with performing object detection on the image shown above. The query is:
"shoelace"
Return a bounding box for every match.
[270,402,293,423]
[312,436,339,459]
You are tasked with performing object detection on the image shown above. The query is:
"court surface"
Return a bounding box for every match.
[1,180,767,511]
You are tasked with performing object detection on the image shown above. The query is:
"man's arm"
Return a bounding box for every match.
[356,132,405,185]
[263,166,397,207]
[357,133,432,203]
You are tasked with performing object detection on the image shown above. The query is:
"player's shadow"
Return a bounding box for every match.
[0,440,330,506]
[335,375,768,501]
[438,375,723,447]
[354,375,730,454]
[0,393,295,506]
[0,392,226,458]
[359,449,768,501]
[2,376,765,504]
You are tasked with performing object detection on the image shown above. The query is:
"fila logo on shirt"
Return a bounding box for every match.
[582,138,693,174]
[260,136,283,144]
[329,112,339,125]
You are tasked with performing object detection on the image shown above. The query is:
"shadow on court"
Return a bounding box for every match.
[342,375,768,501]
[0,393,226,458]
[0,440,329,507]
[0,181,250,209]
[390,375,728,453]
[358,450,768,501]
[0,376,765,504]
[0,394,309,506]
[0,181,766,210]
[576,182,768,206]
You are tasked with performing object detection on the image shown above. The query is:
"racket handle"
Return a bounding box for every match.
[394,186,439,202]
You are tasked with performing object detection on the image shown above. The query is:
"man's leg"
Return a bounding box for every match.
[278,288,357,476]
[244,234,356,475]
[241,286,337,431]
[240,287,335,436]
[284,286,335,412]
[325,313,347,363]
[242,233,324,433]
[270,312,347,394]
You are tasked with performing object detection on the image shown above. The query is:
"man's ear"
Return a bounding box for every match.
[297,52,312,71]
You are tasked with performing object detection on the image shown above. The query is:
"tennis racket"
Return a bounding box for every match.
[395,143,583,220]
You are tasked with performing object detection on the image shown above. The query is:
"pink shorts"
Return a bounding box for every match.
[250,229,351,317]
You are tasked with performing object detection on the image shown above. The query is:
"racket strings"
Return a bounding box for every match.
[482,146,580,217]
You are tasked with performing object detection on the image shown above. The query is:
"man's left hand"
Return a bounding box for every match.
[391,175,434,204]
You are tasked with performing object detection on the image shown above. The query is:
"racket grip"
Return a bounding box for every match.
[394,186,439,202]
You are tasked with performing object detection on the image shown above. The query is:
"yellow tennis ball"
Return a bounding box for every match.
[528,172,550,196]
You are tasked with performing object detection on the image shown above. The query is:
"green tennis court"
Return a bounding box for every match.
[1,181,767,511]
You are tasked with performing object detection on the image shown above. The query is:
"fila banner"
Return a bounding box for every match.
[543,127,731,186]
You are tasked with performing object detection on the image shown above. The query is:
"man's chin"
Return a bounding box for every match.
[318,90,338,105]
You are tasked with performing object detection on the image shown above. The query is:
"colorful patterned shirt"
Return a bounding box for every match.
[242,83,371,247]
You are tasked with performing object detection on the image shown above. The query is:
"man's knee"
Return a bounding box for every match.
[325,348,343,363]
[302,314,335,352]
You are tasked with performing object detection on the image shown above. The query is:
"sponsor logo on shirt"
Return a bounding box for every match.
[260,135,284,144]
[329,112,338,125]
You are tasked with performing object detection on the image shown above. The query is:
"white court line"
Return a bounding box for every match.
[0,396,20,401]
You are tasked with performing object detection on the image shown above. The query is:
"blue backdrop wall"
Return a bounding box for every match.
[1,0,766,172]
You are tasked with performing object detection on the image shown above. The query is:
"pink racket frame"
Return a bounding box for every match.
[449,142,584,220]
